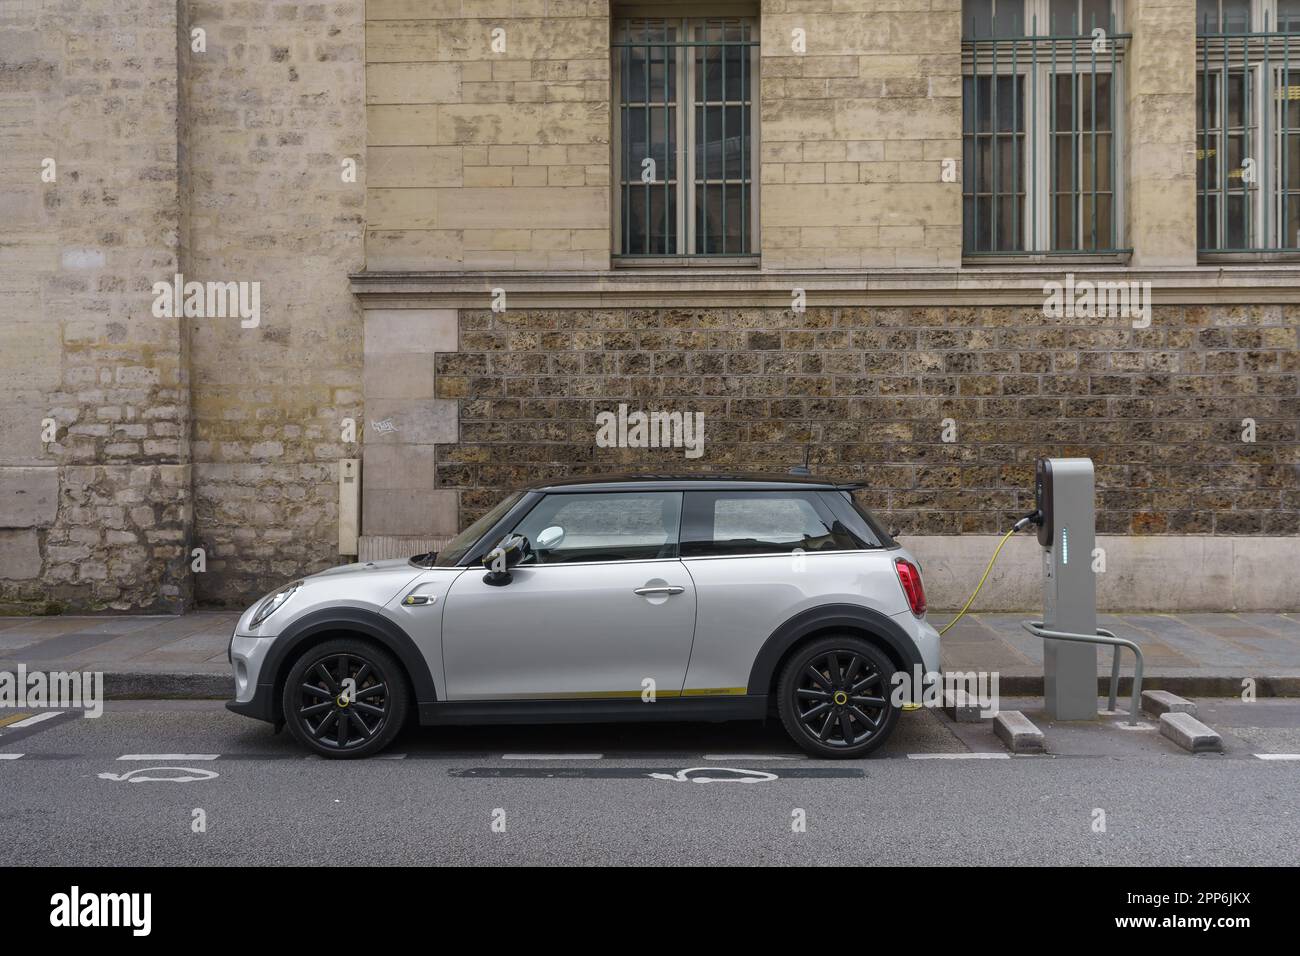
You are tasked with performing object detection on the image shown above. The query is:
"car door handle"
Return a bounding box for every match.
[633,586,685,596]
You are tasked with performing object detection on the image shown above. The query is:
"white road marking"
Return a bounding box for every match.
[907,752,1011,760]
[7,712,62,728]
[649,767,779,783]
[501,753,604,760]
[703,754,805,761]
[99,767,219,783]
[0,753,23,760]
[376,753,407,760]
[1254,753,1300,761]
[118,753,220,761]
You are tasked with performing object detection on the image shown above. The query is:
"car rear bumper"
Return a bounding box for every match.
[894,610,941,676]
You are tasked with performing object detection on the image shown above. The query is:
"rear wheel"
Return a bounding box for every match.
[777,635,899,758]
[281,637,409,758]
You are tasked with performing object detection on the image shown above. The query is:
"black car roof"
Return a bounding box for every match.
[526,473,867,493]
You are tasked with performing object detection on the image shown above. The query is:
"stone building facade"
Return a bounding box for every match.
[1,0,1296,614]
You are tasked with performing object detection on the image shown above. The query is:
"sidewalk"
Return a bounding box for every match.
[1,611,1298,698]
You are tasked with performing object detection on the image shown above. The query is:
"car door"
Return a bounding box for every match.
[440,490,697,701]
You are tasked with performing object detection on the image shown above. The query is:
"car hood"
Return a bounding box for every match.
[237,558,438,636]
[307,557,417,578]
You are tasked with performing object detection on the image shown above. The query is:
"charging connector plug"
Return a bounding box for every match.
[1012,510,1043,533]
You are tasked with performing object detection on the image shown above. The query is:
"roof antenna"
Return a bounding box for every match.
[789,443,811,476]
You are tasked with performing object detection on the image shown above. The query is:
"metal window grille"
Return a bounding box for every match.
[1197,0,1300,253]
[613,17,758,258]
[962,1,1129,256]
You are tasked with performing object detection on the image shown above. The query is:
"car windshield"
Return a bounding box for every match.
[427,491,524,567]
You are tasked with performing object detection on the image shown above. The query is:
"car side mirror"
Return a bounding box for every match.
[482,534,530,586]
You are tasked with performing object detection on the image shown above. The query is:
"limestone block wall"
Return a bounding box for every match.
[364,0,612,271]
[1,0,370,611]
[361,307,460,548]
[759,0,963,268]
[184,0,367,605]
[1126,0,1198,268]
[0,0,192,613]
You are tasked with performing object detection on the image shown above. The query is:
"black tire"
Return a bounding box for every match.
[281,637,409,759]
[777,635,900,758]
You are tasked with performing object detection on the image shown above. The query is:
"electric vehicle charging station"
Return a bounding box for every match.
[1033,458,1099,720]
[1020,457,1145,724]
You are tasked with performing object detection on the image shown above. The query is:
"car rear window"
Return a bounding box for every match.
[832,491,895,548]
[680,491,866,557]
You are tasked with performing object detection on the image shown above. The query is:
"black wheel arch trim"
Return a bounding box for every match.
[260,607,437,718]
[747,603,923,696]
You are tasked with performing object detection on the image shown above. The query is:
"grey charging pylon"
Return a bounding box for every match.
[1036,457,1098,720]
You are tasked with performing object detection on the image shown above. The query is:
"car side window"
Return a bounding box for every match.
[509,491,683,564]
[680,491,864,558]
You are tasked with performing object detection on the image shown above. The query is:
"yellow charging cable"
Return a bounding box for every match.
[938,525,1019,636]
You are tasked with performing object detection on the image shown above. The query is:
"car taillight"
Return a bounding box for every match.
[894,558,927,617]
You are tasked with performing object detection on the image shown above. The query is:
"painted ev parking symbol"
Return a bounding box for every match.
[98,767,220,784]
[647,767,778,784]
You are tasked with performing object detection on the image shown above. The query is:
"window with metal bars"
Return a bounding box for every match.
[1197,0,1300,254]
[612,16,758,260]
[961,0,1128,256]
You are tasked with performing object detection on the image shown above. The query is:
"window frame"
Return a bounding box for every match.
[1197,0,1300,256]
[961,0,1129,259]
[964,0,1120,38]
[611,13,761,265]
[1196,0,1300,34]
[1197,63,1265,251]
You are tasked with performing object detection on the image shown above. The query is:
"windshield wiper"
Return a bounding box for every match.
[408,551,438,569]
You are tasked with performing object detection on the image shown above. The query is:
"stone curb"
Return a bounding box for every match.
[994,710,1045,754]
[942,688,986,723]
[1159,712,1224,753]
[995,675,1300,698]
[100,673,230,700]
[1141,689,1198,717]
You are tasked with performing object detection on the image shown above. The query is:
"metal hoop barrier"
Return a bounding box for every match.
[1021,621,1145,726]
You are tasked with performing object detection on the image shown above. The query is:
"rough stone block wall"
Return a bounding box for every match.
[442,304,1300,534]
[0,0,192,612]
[185,0,366,605]
[364,0,611,270]
[759,0,962,268]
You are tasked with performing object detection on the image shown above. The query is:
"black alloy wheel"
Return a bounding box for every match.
[282,637,409,758]
[777,635,900,758]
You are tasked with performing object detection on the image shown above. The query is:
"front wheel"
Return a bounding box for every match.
[776,636,900,758]
[281,638,409,758]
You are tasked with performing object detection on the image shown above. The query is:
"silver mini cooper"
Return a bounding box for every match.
[227,474,939,758]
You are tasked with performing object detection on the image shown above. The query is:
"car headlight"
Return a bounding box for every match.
[249,580,302,629]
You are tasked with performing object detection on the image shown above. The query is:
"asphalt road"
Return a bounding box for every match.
[1,699,1297,866]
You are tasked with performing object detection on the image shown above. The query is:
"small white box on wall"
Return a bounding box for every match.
[339,458,360,556]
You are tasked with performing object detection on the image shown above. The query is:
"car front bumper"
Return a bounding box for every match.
[226,632,279,724]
